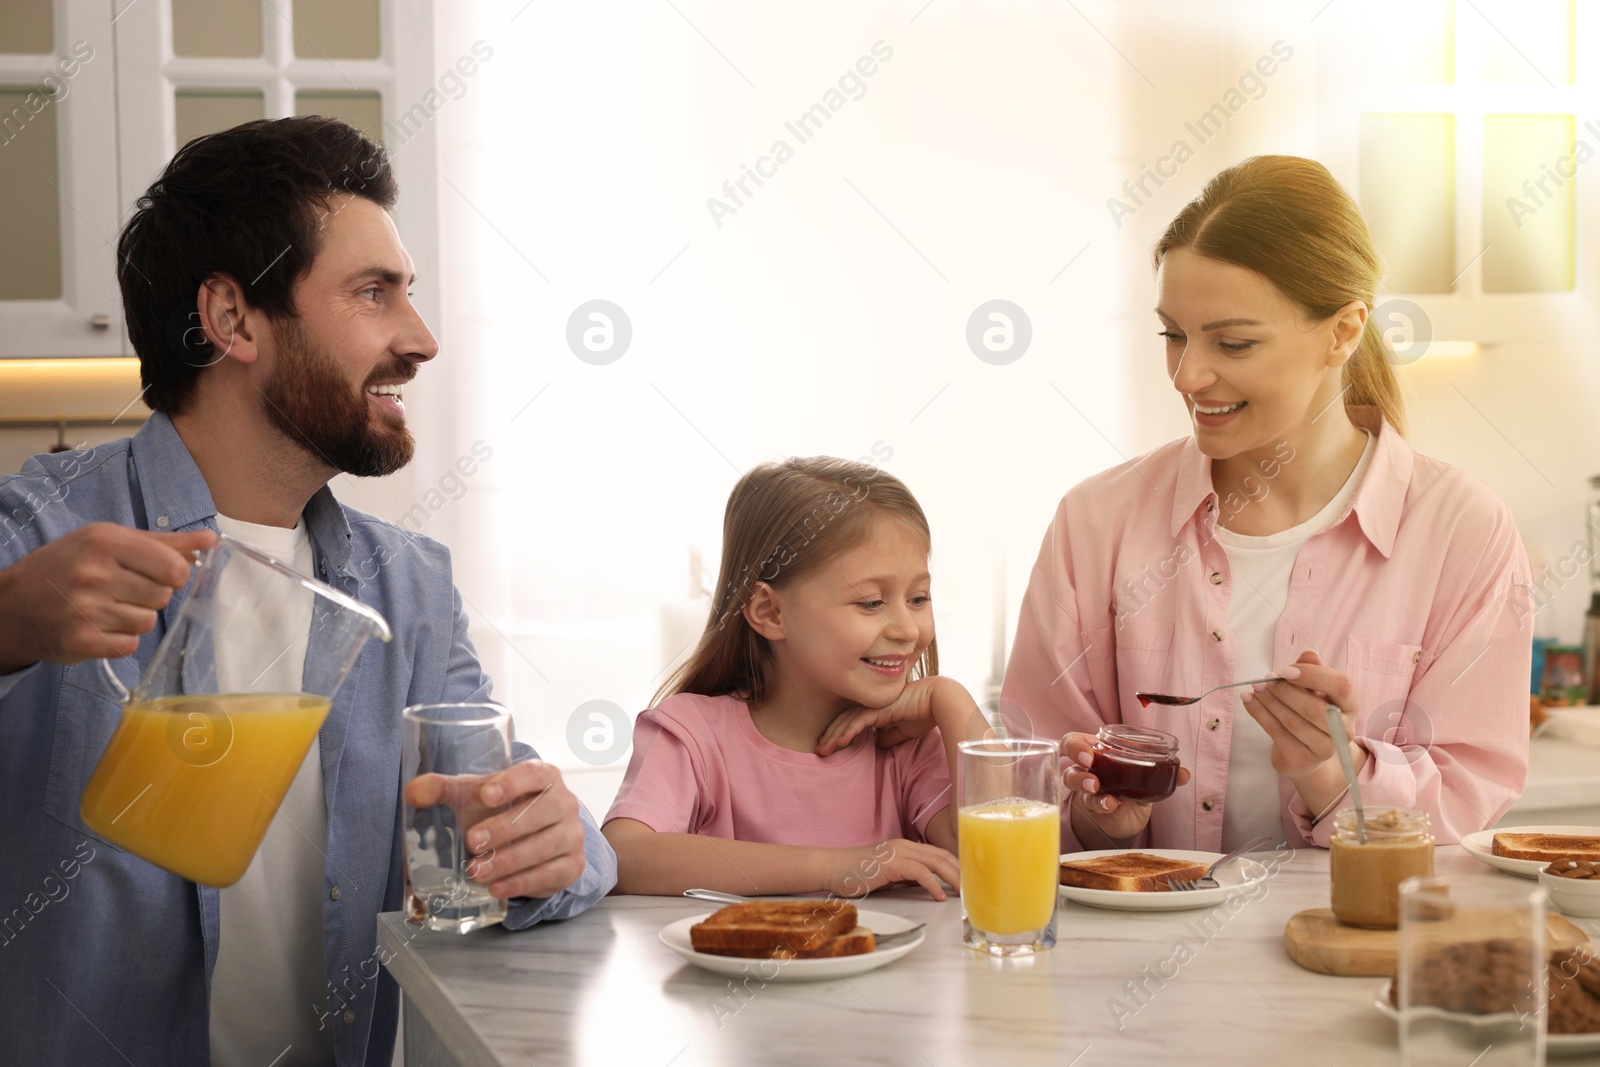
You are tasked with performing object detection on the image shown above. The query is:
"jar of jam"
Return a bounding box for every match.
[1089,725,1181,802]
[1328,807,1434,929]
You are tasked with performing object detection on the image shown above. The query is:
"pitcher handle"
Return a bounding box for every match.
[91,544,207,706]
[98,656,131,705]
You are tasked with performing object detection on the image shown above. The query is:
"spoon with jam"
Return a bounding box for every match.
[1135,676,1284,708]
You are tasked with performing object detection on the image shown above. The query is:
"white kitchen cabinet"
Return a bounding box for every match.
[0,0,121,357]
[0,0,440,360]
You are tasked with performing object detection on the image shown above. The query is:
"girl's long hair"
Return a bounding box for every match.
[1154,154,1406,435]
[654,457,939,708]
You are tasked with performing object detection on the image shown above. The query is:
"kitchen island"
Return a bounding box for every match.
[377,846,1598,1065]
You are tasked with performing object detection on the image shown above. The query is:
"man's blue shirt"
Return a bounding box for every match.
[0,413,617,1064]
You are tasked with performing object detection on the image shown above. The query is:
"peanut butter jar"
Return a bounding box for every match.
[1329,807,1434,929]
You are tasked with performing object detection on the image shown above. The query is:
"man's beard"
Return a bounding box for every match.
[260,316,415,478]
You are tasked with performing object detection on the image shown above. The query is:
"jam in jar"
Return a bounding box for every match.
[1328,807,1434,929]
[1089,724,1181,802]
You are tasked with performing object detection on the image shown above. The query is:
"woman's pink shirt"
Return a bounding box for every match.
[1002,408,1533,850]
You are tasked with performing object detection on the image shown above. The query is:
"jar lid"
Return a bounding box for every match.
[1095,723,1179,758]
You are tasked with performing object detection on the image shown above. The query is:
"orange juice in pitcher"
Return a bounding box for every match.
[81,693,332,887]
[81,534,389,887]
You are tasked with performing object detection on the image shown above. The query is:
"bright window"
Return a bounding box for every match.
[1336,0,1594,340]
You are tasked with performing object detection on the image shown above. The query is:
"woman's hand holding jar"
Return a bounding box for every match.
[1060,726,1192,848]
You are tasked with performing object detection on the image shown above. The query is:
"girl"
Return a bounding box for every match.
[1003,155,1531,853]
[603,458,987,899]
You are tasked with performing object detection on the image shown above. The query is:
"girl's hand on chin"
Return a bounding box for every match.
[814,677,941,756]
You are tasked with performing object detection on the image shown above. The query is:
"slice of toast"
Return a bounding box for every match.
[689,900,858,956]
[1059,852,1209,892]
[1491,833,1600,863]
[696,926,878,960]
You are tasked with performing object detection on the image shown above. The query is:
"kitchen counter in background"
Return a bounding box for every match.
[1504,709,1600,826]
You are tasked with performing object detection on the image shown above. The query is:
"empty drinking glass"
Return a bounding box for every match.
[402,702,514,933]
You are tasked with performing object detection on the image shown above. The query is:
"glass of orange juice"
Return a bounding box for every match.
[958,737,1061,956]
[78,534,391,887]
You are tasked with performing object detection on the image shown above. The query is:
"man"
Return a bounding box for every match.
[0,117,616,1065]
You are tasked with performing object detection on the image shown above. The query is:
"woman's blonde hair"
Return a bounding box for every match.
[1153,155,1406,435]
[655,457,939,708]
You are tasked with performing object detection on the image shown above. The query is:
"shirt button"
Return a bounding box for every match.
[1207,718,1220,730]
[1412,650,1421,663]
[1206,500,1215,512]
[330,885,342,901]
[1211,630,1224,642]
[1202,799,1215,811]
[155,516,170,528]
[343,1010,356,1025]
[1209,572,1223,585]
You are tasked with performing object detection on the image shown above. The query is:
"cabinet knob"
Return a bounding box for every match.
[89,314,111,331]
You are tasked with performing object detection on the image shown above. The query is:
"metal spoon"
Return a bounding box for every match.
[1135,676,1284,708]
[1324,704,1366,844]
[684,888,755,906]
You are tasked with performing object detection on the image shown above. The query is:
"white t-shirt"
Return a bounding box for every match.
[1214,432,1374,851]
[208,515,334,1067]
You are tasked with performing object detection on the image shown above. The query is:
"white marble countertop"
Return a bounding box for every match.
[376,846,1599,1066]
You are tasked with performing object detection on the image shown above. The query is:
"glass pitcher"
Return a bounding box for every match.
[78,533,392,887]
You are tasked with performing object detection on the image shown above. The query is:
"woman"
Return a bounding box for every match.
[1002,156,1531,853]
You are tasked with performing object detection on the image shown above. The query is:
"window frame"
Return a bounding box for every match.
[1318,0,1598,343]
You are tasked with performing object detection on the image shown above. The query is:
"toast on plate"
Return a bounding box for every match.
[1491,833,1600,863]
[689,900,867,958]
[694,926,878,959]
[1058,852,1209,892]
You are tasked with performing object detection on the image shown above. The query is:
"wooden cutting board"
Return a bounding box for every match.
[1283,907,1593,976]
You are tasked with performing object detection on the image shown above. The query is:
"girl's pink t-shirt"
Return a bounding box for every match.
[604,692,953,846]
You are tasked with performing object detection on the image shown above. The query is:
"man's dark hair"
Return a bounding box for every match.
[116,116,398,415]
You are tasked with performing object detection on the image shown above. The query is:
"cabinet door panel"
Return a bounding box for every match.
[0,86,63,301]
[0,5,121,357]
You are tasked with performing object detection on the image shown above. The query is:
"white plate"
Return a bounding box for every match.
[1460,825,1600,880]
[1374,979,1600,1056]
[659,909,924,982]
[1057,849,1269,912]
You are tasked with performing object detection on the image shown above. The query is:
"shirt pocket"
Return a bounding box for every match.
[1113,615,1176,714]
[41,661,134,850]
[1074,622,1117,703]
[1344,634,1427,741]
